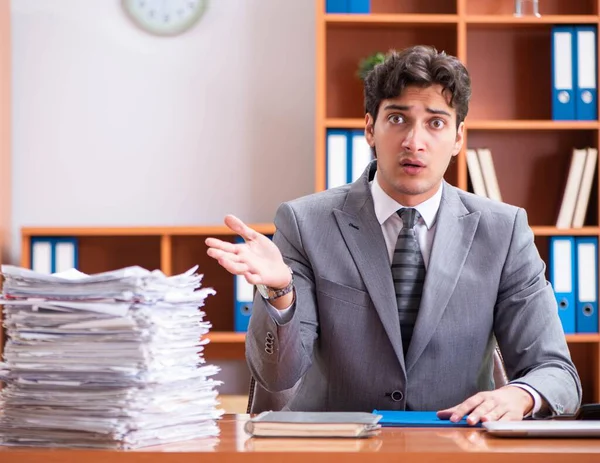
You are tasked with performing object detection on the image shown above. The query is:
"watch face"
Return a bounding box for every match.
[122,0,208,36]
[256,284,269,299]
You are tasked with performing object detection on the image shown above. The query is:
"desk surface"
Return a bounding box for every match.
[1,414,600,463]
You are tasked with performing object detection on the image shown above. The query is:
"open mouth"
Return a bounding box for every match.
[401,159,425,168]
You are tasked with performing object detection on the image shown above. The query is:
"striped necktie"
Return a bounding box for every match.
[392,208,426,356]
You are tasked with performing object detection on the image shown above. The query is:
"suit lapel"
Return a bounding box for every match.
[405,183,481,373]
[333,161,407,375]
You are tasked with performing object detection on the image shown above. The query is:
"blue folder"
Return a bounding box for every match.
[372,410,482,428]
[575,236,599,333]
[325,0,348,13]
[574,25,597,121]
[551,26,576,120]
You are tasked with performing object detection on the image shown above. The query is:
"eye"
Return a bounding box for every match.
[430,118,446,129]
[388,114,404,124]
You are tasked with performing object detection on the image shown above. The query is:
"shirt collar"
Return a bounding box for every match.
[370,171,443,230]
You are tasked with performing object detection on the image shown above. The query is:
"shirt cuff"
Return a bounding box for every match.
[511,383,543,417]
[264,295,295,325]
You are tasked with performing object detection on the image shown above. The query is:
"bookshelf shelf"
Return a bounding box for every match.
[464,0,598,16]
[21,225,276,237]
[325,118,364,128]
[565,334,600,343]
[466,15,600,25]
[532,227,600,237]
[205,332,245,343]
[325,14,459,25]
[467,121,600,131]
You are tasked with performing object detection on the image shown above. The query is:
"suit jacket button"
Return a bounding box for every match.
[391,390,403,402]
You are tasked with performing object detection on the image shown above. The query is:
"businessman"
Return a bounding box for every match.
[206,45,582,424]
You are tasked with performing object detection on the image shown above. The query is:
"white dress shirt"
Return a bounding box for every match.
[265,172,542,415]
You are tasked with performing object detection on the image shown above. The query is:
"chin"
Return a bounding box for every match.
[395,181,430,197]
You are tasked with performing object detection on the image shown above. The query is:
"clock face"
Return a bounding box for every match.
[123,0,208,36]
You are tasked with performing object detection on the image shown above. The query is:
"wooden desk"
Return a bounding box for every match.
[1,414,600,462]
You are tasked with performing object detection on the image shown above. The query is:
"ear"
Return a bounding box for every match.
[365,113,375,147]
[451,121,465,157]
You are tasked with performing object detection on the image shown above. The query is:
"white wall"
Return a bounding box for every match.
[10,0,316,263]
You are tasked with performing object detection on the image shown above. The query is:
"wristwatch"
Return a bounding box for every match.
[256,266,294,301]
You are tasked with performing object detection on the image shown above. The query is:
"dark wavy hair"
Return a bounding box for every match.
[364,45,471,128]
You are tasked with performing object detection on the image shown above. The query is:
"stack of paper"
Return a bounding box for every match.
[0,265,223,449]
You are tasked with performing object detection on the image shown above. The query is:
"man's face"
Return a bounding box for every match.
[365,84,464,207]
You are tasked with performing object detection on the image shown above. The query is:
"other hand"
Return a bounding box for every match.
[437,386,534,425]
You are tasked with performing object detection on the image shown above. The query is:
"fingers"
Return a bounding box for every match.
[224,214,259,242]
[467,399,506,425]
[208,249,250,275]
[438,394,485,424]
[436,408,456,420]
[439,389,529,426]
[205,237,238,254]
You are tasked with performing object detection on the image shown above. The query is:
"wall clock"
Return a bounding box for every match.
[123,0,208,36]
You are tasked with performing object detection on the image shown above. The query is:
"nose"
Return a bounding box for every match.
[401,125,426,153]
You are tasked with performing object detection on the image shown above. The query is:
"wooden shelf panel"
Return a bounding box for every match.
[21,224,276,237]
[325,118,364,128]
[566,334,600,343]
[465,0,598,16]
[532,227,600,236]
[326,14,459,25]
[466,15,600,25]
[206,332,246,343]
[467,121,600,131]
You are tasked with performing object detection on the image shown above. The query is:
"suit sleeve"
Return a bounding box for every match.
[494,208,582,416]
[245,201,318,392]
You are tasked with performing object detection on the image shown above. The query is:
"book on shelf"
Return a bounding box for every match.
[572,147,598,229]
[556,147,597,229]
[466,148,501,202]
[477,148,502,202]
[466,148,487,197]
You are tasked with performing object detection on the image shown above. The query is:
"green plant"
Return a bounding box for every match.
[356,51,386,80]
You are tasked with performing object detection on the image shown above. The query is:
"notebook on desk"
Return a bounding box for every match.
[244,411,382,438]
[372,410,481,428]
[483,421,600,437]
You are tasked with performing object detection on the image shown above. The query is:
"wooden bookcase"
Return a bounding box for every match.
[18,225,275,362]
[315,0,600,403]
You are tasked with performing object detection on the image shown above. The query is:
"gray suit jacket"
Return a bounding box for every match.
[246,161,582,415]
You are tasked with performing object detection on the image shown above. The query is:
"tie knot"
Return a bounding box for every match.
[398,208,419,229]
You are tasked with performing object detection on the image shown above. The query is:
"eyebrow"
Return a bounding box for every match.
[383,104,452,118]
